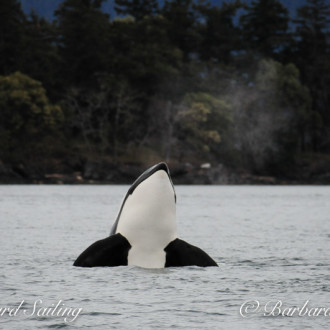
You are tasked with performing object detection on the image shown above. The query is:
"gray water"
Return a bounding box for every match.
[0,185,329,329]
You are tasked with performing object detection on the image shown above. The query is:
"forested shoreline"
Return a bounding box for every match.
[1,0,330,184]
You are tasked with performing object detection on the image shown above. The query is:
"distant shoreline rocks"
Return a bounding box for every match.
[0,159,329,185]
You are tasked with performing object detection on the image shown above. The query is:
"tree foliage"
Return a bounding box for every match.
[293,0,330,151]
[1,0,329,178]
[0,0,26,74]
[228,59,312,173]
[114,0,159,21]
[55,0,111,87]
[0,72,63,159]
[198,0,243,63]
[240,0,289,58]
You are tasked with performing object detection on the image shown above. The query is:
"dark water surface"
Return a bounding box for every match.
[1,185,329,329]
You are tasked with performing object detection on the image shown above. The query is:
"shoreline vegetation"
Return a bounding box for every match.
[1,1,330,184]
[1,155,330,185]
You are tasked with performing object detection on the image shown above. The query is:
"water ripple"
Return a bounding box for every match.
[1,185,330,329]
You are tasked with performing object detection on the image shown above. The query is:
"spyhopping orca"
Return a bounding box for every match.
[73,162,218,268]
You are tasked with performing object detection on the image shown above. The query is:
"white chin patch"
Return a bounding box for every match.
[116,169,177,268]
[127,247,166,268]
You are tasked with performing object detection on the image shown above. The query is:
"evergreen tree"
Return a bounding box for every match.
[21,13,60,100]
[55,0,111,88]
[109,13,183,97]
[198,0,243,63]
[240,0,289,58]
[107,14,184,153]
[293,0,330,151]
[0,0,26,74]
[162,0,200,60]
[114,0,159,21]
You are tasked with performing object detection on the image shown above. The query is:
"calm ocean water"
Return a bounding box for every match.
[0,185,329,329]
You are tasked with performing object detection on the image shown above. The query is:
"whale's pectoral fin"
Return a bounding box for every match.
[73,233,131,267]
[164,238,218,267]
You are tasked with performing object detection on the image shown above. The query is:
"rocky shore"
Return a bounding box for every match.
[1,157,330,185]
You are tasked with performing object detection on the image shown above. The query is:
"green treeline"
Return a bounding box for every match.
[0,0,330,177]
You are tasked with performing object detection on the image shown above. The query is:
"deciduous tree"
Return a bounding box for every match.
[0,72,63,160]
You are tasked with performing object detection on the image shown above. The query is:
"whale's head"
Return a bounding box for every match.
[74,162,218,268]
[110,163,177,247]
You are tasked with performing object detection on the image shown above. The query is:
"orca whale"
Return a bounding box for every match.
[73,162,218,268]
